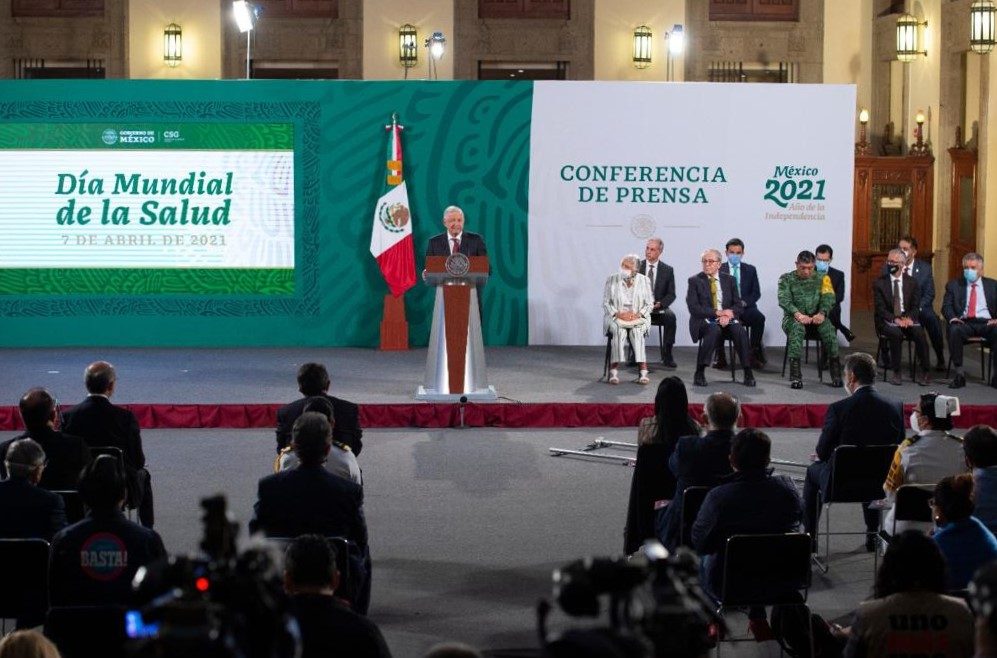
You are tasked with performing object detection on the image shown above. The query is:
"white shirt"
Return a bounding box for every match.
[965,280,992,319]
[890,275,906,314]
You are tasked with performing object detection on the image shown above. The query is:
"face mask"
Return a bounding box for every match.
[909,411,920,432]
[726,254,741,267]
[965,268,979,283]
[901,249,910,260]
[815,260,829,274]
[888,264,901,275]
[620,268,633,279]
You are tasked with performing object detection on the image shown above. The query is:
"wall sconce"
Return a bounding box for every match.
[666,24,685,56]
[896,13,927,61]
[399,24,418,68]
[632,25,652,69]
[424,31,445,80]
[971,0,996,54]
[856,108,870,155]
[164,23,182,67]
[910,109,931,155]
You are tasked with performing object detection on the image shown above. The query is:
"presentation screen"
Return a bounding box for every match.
[0,122,295,295]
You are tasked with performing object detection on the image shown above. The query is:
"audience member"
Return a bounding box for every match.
[883,393,968,533]
[62,361,154,528]
[0,388,90,491]
[423,643,482,658]
[691,428,802,636]
[941,251,997,389]
[816,244,855,343]
[603,253,653,385]
[803,352,904,551]
[965,424,997,533]
[887,236,946,371]
[931,474,997,591]
[873,248,932,385]
[969,561,997,657]
[777,250,842,388]
[625,377,701,553]
[49,454,166,607]
[276,396,362,486]
[0,630,62,658]
[0,438,67,541]
[284,535,391,658]
[655,392,739,551]
[276,362,363,455]
[718,238,767,369]
[843,530,974,658]
[638,237,678,367]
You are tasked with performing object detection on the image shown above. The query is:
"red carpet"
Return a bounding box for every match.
[1,402,994,431]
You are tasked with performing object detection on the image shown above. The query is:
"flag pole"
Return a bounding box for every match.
[379,113,410,350]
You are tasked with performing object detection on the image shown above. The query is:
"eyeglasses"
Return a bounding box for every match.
[701,258,720,264]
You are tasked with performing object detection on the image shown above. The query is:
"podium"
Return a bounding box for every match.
[415,254,497,401]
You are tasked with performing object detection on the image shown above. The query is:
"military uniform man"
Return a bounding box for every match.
[778,250,842,389]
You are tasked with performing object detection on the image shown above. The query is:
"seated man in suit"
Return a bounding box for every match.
[802,353,904,551]
[686,249,755,387]
[873,249,932,386]
[0,438,67,541]
[277,363,363,456]
[894,236,946,371]
[942,251,997,389]
[815,244,855,343]
[0,387,90,491]
[604,254,653,385]
[718,238,767,369]
[62,361,154,528]
[778,250,842,389]
[638,237,678,368]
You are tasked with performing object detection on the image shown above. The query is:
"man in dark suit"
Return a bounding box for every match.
[63,361,154,528]
[276,362,363,455]
[0,388,90,491]
[802,352,905,550]
[942,251,997,388]
[0,438,67,541]
[655,392,739,550]
[815,244,855,343]
[880,236,946,371]
[719,238,767,368]
[424,205,487,258]
[873,249,932,386]
[638,237,677,367]
[686,248,755,387]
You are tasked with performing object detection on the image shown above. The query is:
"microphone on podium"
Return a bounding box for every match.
[458,395,468,429]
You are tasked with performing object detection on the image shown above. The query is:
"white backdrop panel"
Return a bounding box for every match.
[528,82,855,346]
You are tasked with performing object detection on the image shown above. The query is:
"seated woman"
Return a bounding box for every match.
[603,254,653,385]
[931,474,997,591]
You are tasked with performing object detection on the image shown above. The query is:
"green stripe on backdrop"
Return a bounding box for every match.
[0,80,531,347]
[0,122,293,150]
[0,269,294,295]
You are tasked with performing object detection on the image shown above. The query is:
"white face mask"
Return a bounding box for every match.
[620,268,633,279]
[909,411,920,432]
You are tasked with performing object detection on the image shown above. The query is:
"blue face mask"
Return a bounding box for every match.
[815,260,830,274]
[965,268,979,283]
[726,253,741,267]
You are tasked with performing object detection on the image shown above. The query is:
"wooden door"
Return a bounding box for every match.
[948,148,978,280]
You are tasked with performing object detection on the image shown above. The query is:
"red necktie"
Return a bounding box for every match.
[968,283,978,319]
[450,238,459,255]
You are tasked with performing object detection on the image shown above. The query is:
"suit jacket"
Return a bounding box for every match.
[814,386,905,462]
[290,593,392,658]
[276,394,363,456]
[63,395,145,470]
[602,272,653,334]
[0,478,67,541]
[882,258,935,310]
[827,267,846,306]
[685,271,743,342]
[719,261,761,308]
[0,427,90,491]
[425,231,487,257]
[250,465,368,549]
[638,259,676,310]
[873,273,922,332]
[942,276,997,321]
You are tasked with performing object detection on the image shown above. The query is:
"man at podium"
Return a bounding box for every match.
[425,206,488,258]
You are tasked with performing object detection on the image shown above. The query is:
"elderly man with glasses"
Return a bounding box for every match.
[874,248,932,386]
[0,438,67,542]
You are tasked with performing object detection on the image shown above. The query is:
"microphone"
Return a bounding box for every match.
[458,395,468,429]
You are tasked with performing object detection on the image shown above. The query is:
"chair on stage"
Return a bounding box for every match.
[678,486,711,548]
[875,332,918,382]
[781,324,824,382]
[699,332,738,382]
[946,336,993,383]
[0,538,50,632]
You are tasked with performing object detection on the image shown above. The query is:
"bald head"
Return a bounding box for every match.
[85,361,116,395]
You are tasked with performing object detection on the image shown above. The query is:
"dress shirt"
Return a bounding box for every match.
[966,280,992,319]
[448,232,463,253]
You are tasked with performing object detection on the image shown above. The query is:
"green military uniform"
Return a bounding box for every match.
[777,271,839,359]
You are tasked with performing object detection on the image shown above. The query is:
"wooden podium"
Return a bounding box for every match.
[415,254,497,401]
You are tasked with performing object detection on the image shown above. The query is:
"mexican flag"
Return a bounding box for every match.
[369,115,416,297]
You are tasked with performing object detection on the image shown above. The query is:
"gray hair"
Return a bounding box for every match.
[620,254,640,269]
[647,237,664,250]
[888,248,908,265]
[963,252,984,266]
[701,248,722,263]
[443,205,464,220]
[5,438,45,479]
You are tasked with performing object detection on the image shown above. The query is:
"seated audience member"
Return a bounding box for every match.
[941,251,997,389]
[423,643,482,658]
[930,474,997,591]
[0,630,62,658]
[883,393,968,533]
[284,535,391,658]
[0,388,90,490]
[884,236,947,371]
[603,253,653,385]
[638,237,678,368]
[0,438,67,541]
[970,562,997,657]
[62,361,154,528]
[691,428,802,633]
[276,362,363,455]
[655,392,739,551]
[815,244,855,343]
[777,250,842,388]
[964,424,997,532]
[276,397,362,486]
[844,530,974,658]
[873,248,932,385]
[718,238,767,369]
[625,377,701,554]
[49,455,166,607]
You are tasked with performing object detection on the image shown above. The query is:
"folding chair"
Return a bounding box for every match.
[716,533,814,657]
[45,605,127,658]
[52,490,85,524]
[888,484,934,536]
[0,538,50,632]
[946,336,993,383]
[678,486,711,548]
[90,446,136,521]
[781,324,824,382]
[875,332,917,381]
[812,444,897,573]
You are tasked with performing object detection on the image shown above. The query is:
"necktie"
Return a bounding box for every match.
[893,279,902,317]
[709,277,718,310]
[450,238,459,255]
[968,283,978,319]
[648,264,655,289]
[733,266,740,294]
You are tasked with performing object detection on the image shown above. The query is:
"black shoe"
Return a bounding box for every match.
[661,350,677,369]
[743,369,756,387]
[865,534,877,552]
[950,373,967,389]
[694,369,708,387]
[843,329,856,343]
